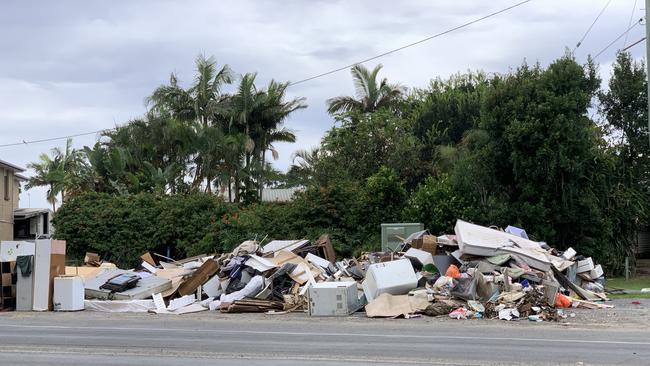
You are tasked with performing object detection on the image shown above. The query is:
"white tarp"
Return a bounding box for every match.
[84,299,155,313]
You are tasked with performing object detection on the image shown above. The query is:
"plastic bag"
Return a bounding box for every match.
[451,277,478,301]
[449,307,473,320]
[445,264,461,279]
[554,293,572,308]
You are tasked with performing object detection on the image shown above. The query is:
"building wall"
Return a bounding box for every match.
[12,177,20,210]
[0,167,17,240]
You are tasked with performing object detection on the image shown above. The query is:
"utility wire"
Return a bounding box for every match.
[622,36,646,51]
[593,17,644,59]
[288,0,534,86]
[0,0,534,149]
[623,0,639,47]
[0,130,111,148]
[574,0,613,51]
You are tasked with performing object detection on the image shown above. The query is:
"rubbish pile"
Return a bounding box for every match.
[0,220,614,321]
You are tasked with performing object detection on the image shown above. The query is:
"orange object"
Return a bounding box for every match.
[554,293,572,308]
[445,264,461,279]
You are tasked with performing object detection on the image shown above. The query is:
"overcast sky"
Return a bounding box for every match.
[0,0,646,209]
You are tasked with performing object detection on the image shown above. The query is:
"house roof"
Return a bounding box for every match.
[14,173,28,181]
[261,187,304,203]
[217,186,305,203]
[14,208,52,219]
[0,159,25,172]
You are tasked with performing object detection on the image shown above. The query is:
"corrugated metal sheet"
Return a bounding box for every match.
[636,229,650,257]
[217,187,304,203]
[261,187,304,203]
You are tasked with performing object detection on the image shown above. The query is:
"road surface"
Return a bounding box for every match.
[0,311,647,365]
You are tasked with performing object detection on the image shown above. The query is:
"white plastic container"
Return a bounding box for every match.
[308,281,363,316]
[362,259,418,301]
[53,275,84,311]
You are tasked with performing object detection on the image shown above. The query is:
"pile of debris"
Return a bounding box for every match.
[66,219,612,321]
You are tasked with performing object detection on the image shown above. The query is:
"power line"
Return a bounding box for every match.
[573,0,613,51]
[593,17,644,59]
[0,130,111,148]
[0,0,534,149]
[288,0,534,86]
[623,0,639,47]
[622,36,646,51]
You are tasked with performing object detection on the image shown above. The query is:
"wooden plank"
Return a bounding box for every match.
[177,259,219,296]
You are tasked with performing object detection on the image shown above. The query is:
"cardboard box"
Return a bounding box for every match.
[51,240,66,255]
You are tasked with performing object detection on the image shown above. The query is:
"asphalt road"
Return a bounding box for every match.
[0,311,647,365]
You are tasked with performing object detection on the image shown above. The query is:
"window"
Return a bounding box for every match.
[3,171,8,201]
[42,213,49,235]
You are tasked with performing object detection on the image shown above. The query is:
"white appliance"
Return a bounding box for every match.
[32,239,51,311]
[308,281,364,316]
[53,275,84,311]
[362,259,418,301]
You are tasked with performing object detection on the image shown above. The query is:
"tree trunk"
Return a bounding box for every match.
[206,176,212,193]
[50,184,56,212]
[259,148,266,201]
[228,176,232,203]
[234,171,240,203]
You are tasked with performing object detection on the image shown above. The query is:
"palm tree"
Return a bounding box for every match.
[291,147,319,171]
[26,153,64,211]
[288,147,320,185]
[147,55,233,126]
[228,76,306,202]
[146,55,233,189]
[326,64,406,115]
[255,80,306,199]
[26,139,86,210]
[228,73,266,202]
[53,138,87,202]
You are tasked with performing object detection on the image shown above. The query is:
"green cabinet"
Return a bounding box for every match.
[380,223,424,252]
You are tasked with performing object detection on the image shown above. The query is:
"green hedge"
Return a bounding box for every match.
[53,192,235,267]
[52,185,383,268]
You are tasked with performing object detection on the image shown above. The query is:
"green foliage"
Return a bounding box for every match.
[410,72,487,149]
[53,192,234,267]
[362,167,407,226]
[403,175,470,235]
[313,109,424,188]
[326,64,405,114]
[45,56,650,276]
